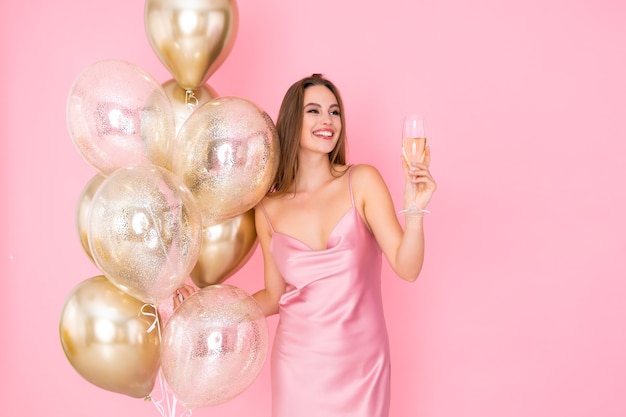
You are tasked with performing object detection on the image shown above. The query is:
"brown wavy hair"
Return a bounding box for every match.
[269,74,349,196]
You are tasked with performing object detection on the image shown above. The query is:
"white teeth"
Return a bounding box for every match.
[314,131,332,137]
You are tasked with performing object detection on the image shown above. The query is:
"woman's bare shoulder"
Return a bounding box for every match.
[349,163,384,183]
[257,191,295,218]
[349,164,389,207]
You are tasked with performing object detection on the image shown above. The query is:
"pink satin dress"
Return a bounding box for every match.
[259,167,391,417]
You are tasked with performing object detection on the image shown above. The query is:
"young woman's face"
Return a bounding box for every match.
[299,85,342,154]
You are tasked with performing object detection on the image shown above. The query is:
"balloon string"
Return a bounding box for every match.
[151,368,193,417]
[140,303,162,341]
[141,304,193,417]
[185,90,198,113]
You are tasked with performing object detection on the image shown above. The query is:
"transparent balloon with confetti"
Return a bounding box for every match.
[159,284,269,409]
[171,96,280,227]
[87,164,202,305]
[66,59,175,176]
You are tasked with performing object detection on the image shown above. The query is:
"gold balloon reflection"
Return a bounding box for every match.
[190,209,257,288]
[75,173,106,263]
[59,276,161,398]
[145,0,239,91]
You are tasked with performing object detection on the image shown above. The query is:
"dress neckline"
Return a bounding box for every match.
[271,206,357,252]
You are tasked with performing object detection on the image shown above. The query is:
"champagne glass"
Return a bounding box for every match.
[399,114,430,216]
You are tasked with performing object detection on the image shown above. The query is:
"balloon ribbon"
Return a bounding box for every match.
[140,303,192,417]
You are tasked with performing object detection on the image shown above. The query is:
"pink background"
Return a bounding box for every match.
[2,0,625,416]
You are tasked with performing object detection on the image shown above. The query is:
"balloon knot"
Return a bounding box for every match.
[185,90,199,110]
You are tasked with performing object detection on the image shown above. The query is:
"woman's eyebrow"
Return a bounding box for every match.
[304,102,339,108]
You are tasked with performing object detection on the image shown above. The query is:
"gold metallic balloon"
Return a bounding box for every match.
[162,79,218,135]
[66,59,176,176]
[75,173,106,263]
[161,284,268,408]
[172,96,280,227]
[190,208,257,288]
[88,165,203,304]
[59,275,162,398]
[145,0,239,91]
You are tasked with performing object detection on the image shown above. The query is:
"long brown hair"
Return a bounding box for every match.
[270,74,349,196]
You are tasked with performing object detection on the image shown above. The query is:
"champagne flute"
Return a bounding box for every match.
[399,114,430,216]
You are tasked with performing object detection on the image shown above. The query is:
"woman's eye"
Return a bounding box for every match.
[307,109,319,114]
[330,110,340,116]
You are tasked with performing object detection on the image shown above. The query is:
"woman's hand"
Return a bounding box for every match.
[402,146,437,211]
[172,283,198,309]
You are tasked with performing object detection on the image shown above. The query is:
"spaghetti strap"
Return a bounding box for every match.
[348,165,356,207]
[257,201,275,233]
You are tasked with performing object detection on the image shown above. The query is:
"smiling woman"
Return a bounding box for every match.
[248,74,436,417]
[299,86,342,155]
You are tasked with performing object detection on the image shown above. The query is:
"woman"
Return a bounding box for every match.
[253,74,436,417]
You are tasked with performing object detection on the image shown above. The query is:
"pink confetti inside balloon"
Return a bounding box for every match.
[87,164,202,304]
[161,284,268,408]
[172,96,279,227]
[67,59,175,176]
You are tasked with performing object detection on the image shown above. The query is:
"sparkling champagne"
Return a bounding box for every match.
[402,137,427,164]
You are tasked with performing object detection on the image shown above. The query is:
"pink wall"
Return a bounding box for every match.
[2,0,625,416]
